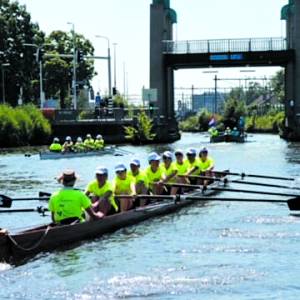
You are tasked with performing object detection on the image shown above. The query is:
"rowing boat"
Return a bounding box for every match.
[210,134,246,143]
[0,175,227,264]
[39,146,123,160]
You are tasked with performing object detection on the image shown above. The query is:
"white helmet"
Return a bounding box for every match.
[53,137,59,143]
[96,134,102,139]
[77,137,82,142]
[66,136,72,141]
[86,134,92,139]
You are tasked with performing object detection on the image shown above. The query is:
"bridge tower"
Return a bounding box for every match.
[150,0,177,122]
[282,0,300,139]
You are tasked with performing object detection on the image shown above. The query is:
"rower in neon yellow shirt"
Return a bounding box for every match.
[145,152,164,194]
[113,164,136,212]
[198,147,214,174]
[49,169,103,224]
[85,166,118,216]
[49,137,62,152]
[94,134,105,150]
[161,151,179,195]
[185,148,199,185]
[84,134,95,151]
[62,136,74,153]
[74,137,85,152]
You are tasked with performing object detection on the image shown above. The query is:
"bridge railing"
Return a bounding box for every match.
[163,37,287,54]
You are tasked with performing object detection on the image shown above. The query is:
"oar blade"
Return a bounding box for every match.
[0,195,12,208]
[287,197,300,211]
[39,191,51,198]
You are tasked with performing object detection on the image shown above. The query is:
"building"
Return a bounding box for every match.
[192,92,225,113]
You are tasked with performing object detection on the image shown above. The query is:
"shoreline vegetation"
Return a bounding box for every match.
[179,109,284,134]
[0,104,51,147]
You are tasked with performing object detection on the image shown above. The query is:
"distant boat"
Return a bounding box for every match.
[210,133,247,143]
[39,146,125,160]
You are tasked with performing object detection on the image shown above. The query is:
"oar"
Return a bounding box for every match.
[0,206,48,214]
[163,183,300,198]
[118,194,300,211]
[0,194,49,208]
[181,175,300,191]
[214,170,295,181]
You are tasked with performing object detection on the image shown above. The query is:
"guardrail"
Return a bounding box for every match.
[42,107,159,122]
[163,37,287,54]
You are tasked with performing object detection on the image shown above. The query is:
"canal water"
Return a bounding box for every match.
[1,133,300,299]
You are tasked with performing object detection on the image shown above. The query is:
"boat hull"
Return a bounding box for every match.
[0,182,224,264]
[210,134,246,143]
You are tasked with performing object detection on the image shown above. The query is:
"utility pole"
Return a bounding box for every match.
[113,43,118,93]
[214,75,218,114]
[68,22,77,109]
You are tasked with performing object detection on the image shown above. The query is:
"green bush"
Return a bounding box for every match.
[179,115,199,132]
[0,104,51,147]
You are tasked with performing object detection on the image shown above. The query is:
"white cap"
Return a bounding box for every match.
[77,137,82,142]
[175,149,184,155]
[66,136,72,141]
[200,147,208,154]
[162,151,173,159]
[96,134,102,139]
[148,152,161,162]
[86,134,92,138]
[115,164,127,172]
[53,137,59,142]
[95,166,108,175]
[186,148,197,156]
[130,159,140,167]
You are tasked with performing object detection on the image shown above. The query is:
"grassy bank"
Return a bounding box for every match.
[245,112,284,133]
[0,104,51,147]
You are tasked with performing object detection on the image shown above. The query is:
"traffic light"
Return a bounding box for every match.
[77,50,84,63]
[36,48,44,62]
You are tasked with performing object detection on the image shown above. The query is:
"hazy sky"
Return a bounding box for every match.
[18,0,288,97]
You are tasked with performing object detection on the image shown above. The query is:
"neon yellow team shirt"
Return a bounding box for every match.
[94,139,104,150]
[84,138,95,149]
[128,170,149,188]
[161,162,178,183]
[145,166,164,183]
[197,156,214,173]
[85,180,118,211]
[174,160,189,175]
[49,143,62,152]
[113,176,134,195]
[185,159,199,175]
[49,188,91,222]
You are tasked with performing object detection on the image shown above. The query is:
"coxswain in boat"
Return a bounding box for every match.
[161,151,178,195]
[185,148,199,185]
[74,137,85,152]
[128,159,149,206]
[224,127,231,135]
[85,167,118,216]
[49,137,62,152]
[94,134,104,150]
[62,136,74,153]
[49,170,103,225]
[145,152,164,195]
[113,164,136,212]
[84,134,95,151]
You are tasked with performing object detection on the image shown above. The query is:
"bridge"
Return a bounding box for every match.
[149,0,300,140]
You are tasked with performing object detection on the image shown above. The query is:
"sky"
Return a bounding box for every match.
[17,0,288,100]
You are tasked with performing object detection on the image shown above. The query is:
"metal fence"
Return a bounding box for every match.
[44,107,159,122]
[163,37,287,54]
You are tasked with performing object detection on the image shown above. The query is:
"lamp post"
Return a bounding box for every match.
[23,43,46,108]
[113,43,118,94]
[95,35,112,98]
[1,63,10,103]
[67,22,77,109]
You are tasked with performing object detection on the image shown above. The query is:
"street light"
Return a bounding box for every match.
[1,63,10,104]
[113,43,118,94]
[23,43,47,108]
[95,35,112,98]
[67,22,77,109]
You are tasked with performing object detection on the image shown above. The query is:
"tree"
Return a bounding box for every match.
[270,69,284,103]
[223,98,247,128]
[43,31,95,107]
[0,0,44,105]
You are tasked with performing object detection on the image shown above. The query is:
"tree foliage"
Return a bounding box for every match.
[124,111,156,143]
[0,0,44,105]
[270,69,284,103]
[223,98,247,128]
